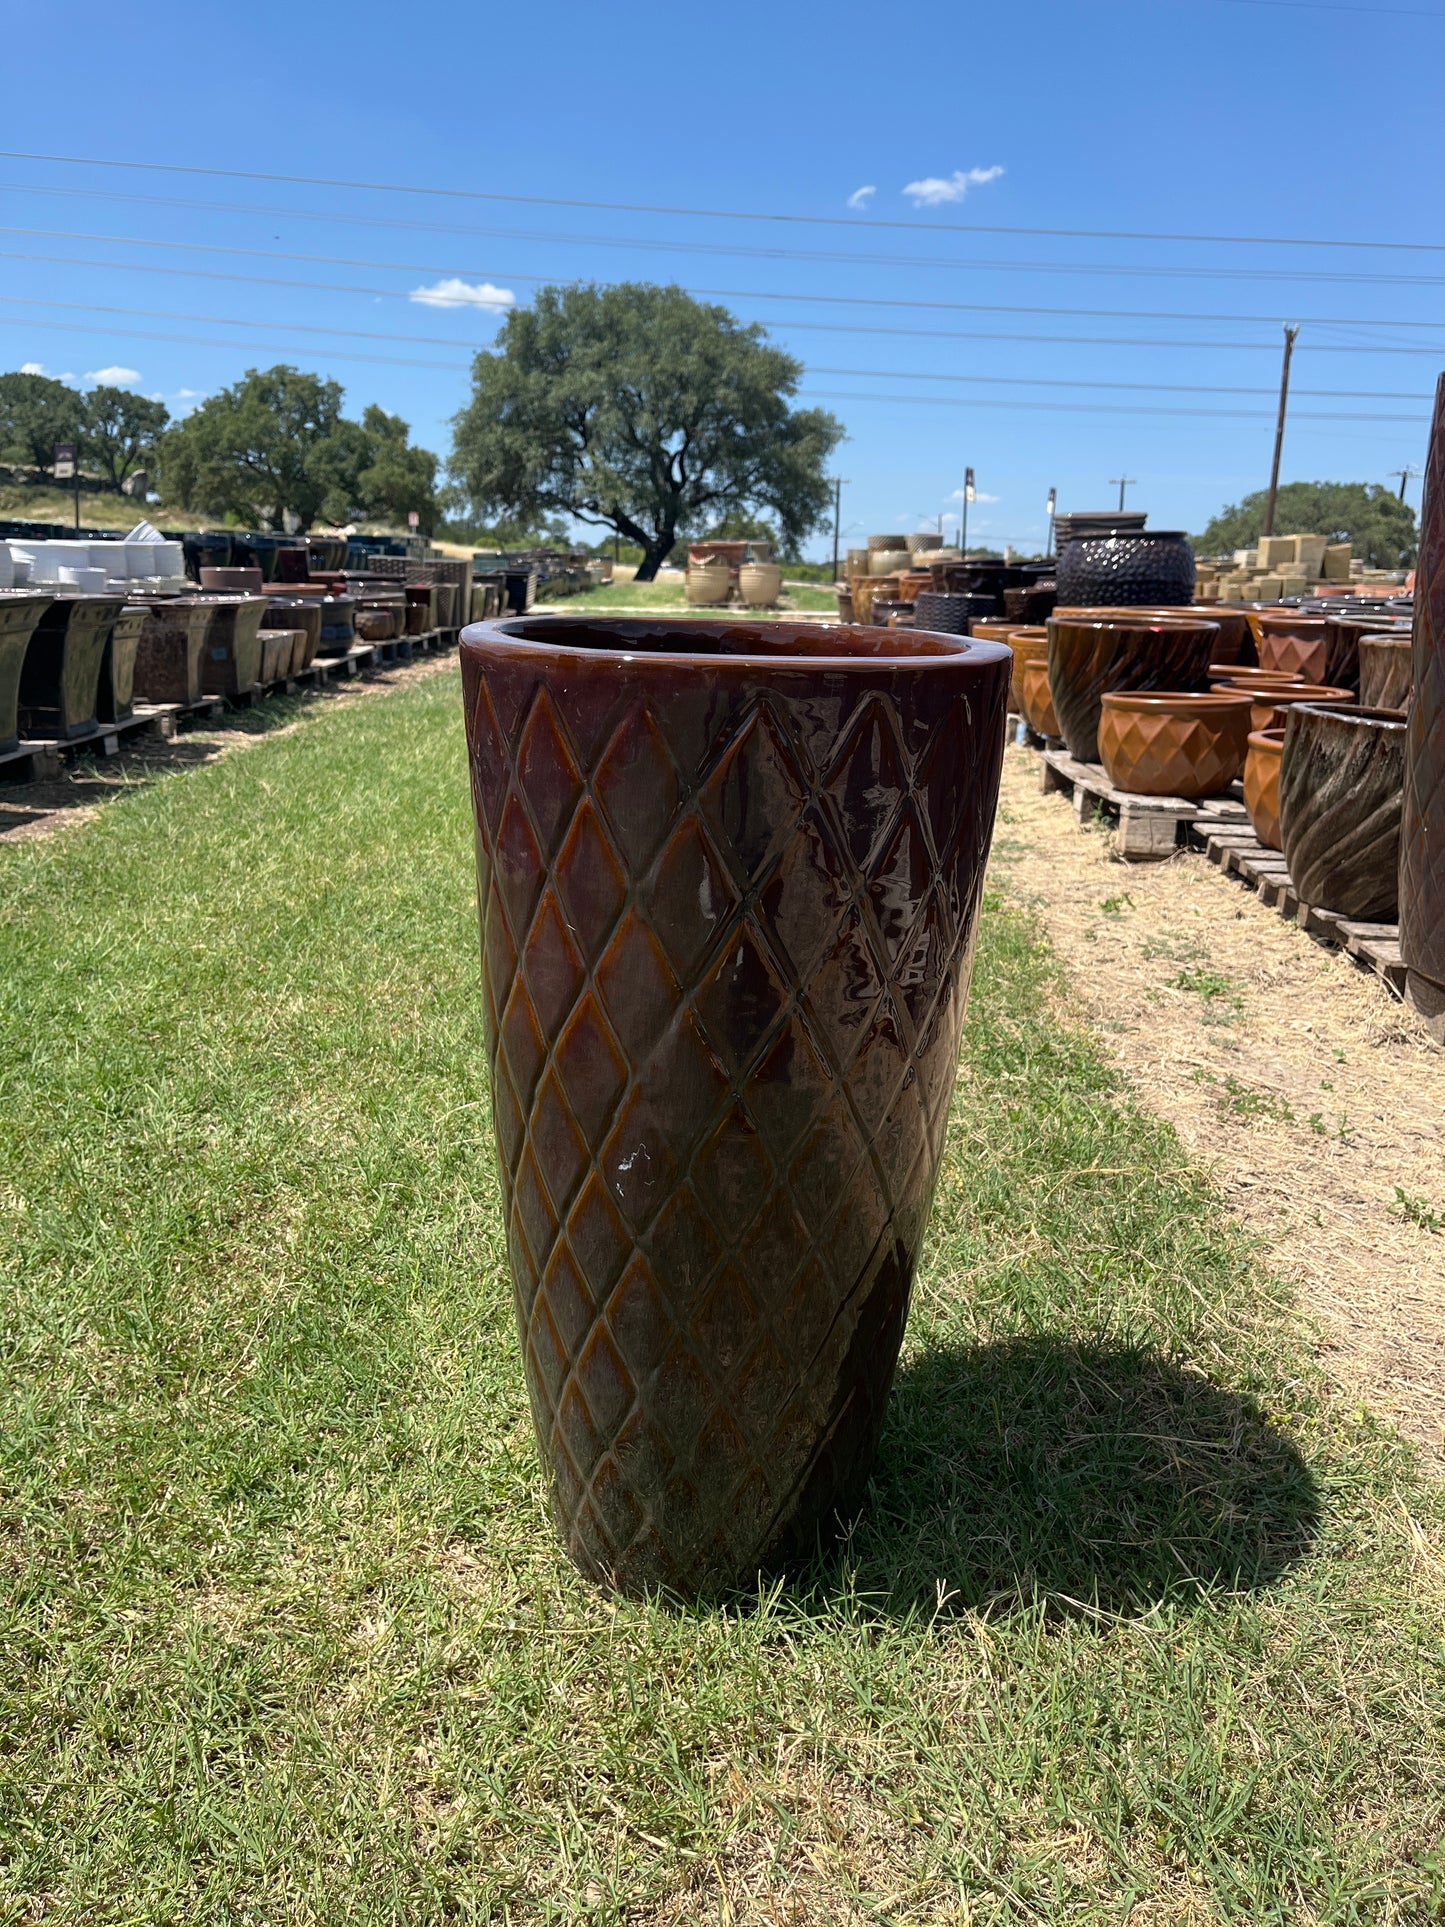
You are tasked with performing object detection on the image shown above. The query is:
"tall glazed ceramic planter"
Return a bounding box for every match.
[1402,372,1445,1036]
[1047,615,1218,763]
[0,591,54,752]
[461,616,1010,1596]
[1279,704,1407,920]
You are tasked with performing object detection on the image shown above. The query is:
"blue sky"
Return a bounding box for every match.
[1,0,1440,556]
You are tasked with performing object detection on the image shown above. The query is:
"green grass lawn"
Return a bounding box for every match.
[1,670,1442,1922]
[543,578,838,615]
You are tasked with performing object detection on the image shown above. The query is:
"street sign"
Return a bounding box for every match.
[53,443,76,481]
[964,467,976,504]
[408,510,420,529]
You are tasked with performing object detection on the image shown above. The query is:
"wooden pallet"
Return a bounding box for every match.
[0,702,195,782]
[1039,748,1249,860]
[1190,824,1406,994]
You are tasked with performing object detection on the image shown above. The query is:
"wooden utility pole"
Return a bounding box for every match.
[831,476,847,580]
[1263,324,1299,538]
[1394,464,1422,502]
[1108,475,1136,513]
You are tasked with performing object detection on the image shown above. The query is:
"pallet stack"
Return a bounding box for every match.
[1195,533,1406,602]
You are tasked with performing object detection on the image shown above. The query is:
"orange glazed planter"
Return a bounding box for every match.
[460,614,1010,1596]
[1098,690,1251,799]
[1005,626,1048,714]
[1256,614,1328,684]
[1244,727,1286,849]
[1020,655,1062,737]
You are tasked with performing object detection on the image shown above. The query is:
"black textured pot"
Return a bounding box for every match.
[1057,532,1196,608]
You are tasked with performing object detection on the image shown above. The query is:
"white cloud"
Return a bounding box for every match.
[903,165,1005,207]
[846,185,876,210]
[85,365,141,385]
[20,360,46,375]
[949,485,1000,503]
[177,388,200,398]
[408,278,516,310]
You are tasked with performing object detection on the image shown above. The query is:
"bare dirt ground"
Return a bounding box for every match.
[990,741,1445,1468]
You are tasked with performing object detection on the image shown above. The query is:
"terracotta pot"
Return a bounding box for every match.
[896,571,934,604]
[1098,690,1251,799]
[1046,615,1219,763]
[1257,613,1328,683]
[1278,704,1407,919]
[18,595,125,739]
[1244,728,1286,850]
[1403,373,1445,1028]
[200,596,268,696]
[1357,633,1413,713]
[132,598,215,704]
[0,591,55,752]
[1020,656,1061,737]
[969,620,1017,643]
[99,604,147,723]
[686,564,731,607]
[1005,626,1049,714]
[1056,530,1196,607]
[459,614,1010,1596]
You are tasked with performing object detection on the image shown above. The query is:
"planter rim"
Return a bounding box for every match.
[1288,702,1407,732]
[1219,678,1351,699]
[1248,727,1287,748]
[462,613,1011,673]
[1258,612,1326,630]
[1048,615,1220,637]
[1099,689,1251,714]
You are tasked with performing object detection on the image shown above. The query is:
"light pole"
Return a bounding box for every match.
[830,476,848,580]
[961,466,975,556]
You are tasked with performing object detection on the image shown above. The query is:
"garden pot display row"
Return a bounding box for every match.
[1244,727,1285,849]
[1214,674,1352,734]
[1021,657,1061,737]
[1278,704,1407,920]
[1053,606,1249,664]
[0,591,55,752]
[1097,690,1251,799]
[18,594,127,740]
[460,614,1011,1596]
[200,566,265,595]
[1402,372,1445,1031]
[1055,529,1195,608]
[1046,614,1219,763]
[1256,611,1410,694]
[100,605,147,724]
[1358,633,1412,713]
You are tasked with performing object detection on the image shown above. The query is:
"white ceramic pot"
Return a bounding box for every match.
[685,563,731,606]
[738,562,783,607]
[869,548,912,576]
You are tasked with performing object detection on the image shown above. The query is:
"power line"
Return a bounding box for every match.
[1,147,1441,256]
[7,232,1445,333]
[802,389,1431,423]
[807,362,1430,400]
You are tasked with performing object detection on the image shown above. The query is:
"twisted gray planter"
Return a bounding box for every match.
[1279,704,1407,920]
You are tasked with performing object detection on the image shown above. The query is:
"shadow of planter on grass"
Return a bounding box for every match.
[813,1335,1320,1619]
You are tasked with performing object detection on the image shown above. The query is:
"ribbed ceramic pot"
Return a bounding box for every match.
[1021,657,1062,737]
[1047,615,1219,763]
[1278,704,1407,919]
[1243,728,1286,850]
[0,591,55,752]
[99,604,147,723]
[1005,627,1049,714]
[1055,531,1195,607]
[1403,373,1445,1031]
[1322,616,1410,697]
[460,615,1010,1596]
[1098,690,1251,799]
[133,598,214,704]
[1256,614,1328,683]
[1358,633,1413,713]
[18,594,125,738]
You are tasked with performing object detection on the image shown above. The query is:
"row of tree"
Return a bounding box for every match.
[0,372,170,493]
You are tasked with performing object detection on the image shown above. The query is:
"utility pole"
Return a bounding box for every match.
[1108,475,1137,514]
[831,476,847,580]
[1263,323,1299,538]
[1046,486,1057,558]
[1394,464,1423,502]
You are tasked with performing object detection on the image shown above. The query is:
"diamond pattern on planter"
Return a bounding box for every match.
[461,622,1008,1594]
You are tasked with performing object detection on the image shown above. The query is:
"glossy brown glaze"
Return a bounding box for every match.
[460,615,1010,1596]
[1403,372,1445,1022]
[1256,614,1328,684]
[1217,678,1353,734]
[1278,704,1407,920]
[1020,656,1062,738]
[1243,728,1286,850]
[18,594,125,739]
[1046,616,1218,763]
[200,596,267,696]
[1098,690,1251,798]
[0,591,54,752]
[1321,615,1408,697]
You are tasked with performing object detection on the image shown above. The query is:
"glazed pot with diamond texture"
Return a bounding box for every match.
[1047,615,1219,763]
[1021,657,1062,738]
[1055,531,1195,607]
[1278,704,1407,920]
[1098,690,1251,798]
[1256,614,1328,684]
[460,615,1010,1596]
[1403,372,1445,1033]
[1244,728,1286,850]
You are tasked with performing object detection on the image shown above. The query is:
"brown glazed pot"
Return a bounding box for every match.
[1021,656,1062,737]
[1244,728,1286,850]
[1358,633,1413,713]
[133,598,215,704]
[201,596,268,696]
[18,594,125,739]
[1278,704,1408,919]
[460,615,1010,1596]
[0,591,55,752]
[1097,690,1251,798]
[1403,372,1445,1031]
[1005,627,1049,713]
[1046,615,1218,763]
[1256,613,1328,683]
[98,604,147,723]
